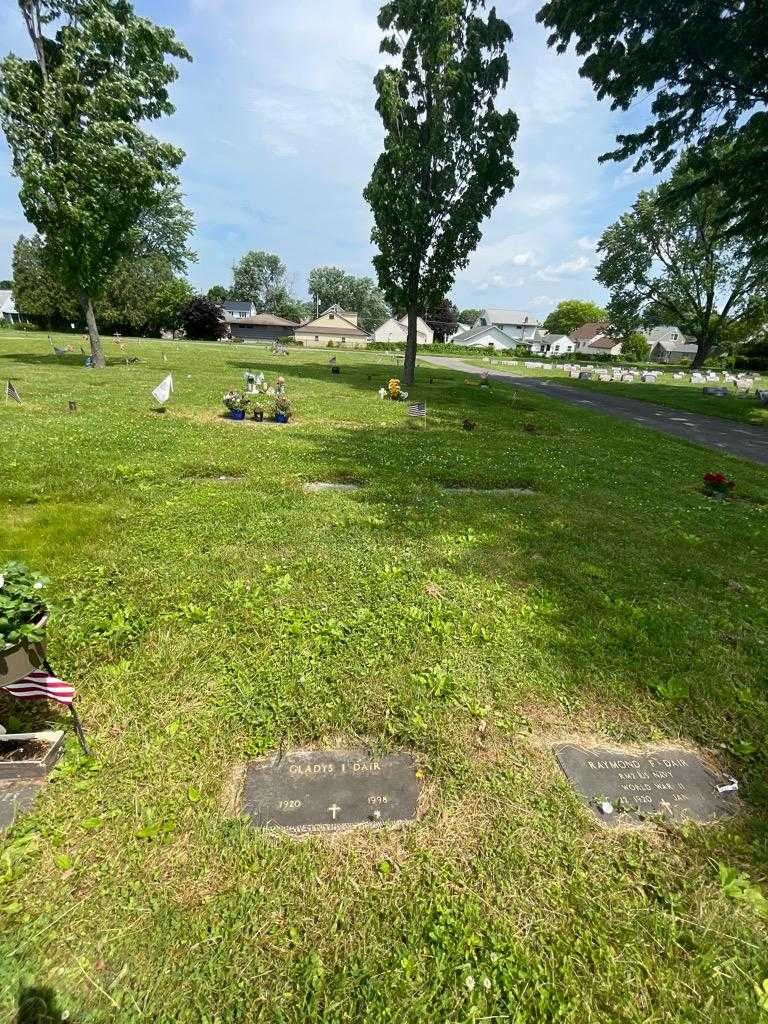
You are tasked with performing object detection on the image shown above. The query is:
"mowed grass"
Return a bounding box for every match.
[454,353,768,427]
[1,333,768,1023]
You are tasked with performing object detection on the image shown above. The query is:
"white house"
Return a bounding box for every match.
[0,290,20,323]
[373,314,434,345]
[530,332,575,357]
[569,321,623,356]
[473,308,540,342]
[221,300,257,321]
[452,324,520,350]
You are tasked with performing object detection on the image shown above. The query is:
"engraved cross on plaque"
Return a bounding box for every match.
[328,804,341,820]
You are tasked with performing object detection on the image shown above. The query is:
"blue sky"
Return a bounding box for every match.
[0,0,660,316]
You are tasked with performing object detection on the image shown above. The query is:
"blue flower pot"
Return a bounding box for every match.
[228,409,246,420]
[275,412,289,423]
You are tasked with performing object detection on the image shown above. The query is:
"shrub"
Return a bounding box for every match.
[0,561,48,649]
[182,296,227,340]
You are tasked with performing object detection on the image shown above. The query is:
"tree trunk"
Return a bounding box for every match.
[80,292,106,368]
[691,336,712,370]
[403,267,419,387]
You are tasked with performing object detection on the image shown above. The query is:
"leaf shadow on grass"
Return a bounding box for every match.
[15,986,66,1024]
[0,351,131,369]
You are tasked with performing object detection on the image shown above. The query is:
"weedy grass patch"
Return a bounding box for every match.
[0,333,767,1022]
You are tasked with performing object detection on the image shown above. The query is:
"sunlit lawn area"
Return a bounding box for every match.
[1,333,768,1022]
[451,352,768,427]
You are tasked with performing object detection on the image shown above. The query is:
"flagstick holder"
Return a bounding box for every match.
[42,659,90,756]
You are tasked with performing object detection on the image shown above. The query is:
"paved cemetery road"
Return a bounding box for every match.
[421,356,768,467]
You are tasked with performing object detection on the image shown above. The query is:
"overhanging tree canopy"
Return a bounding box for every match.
[536,0,768,249]
[364,0,518,384]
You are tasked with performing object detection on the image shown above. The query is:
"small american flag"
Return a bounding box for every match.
[407,402,426,417]
[2,668,76,707]
[5,380,21,404]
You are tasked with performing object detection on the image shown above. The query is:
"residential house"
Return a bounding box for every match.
[569,321,623,357]
[473,309,540,342]
[221,300,257,321]
[294,304,369,348]
[452,324,520,351]
[230,313,298,343]
[529,332,576,357]
[448,322,471,342]
[373,314,434,345]
[0,290,20,323]
[644,326,699,363]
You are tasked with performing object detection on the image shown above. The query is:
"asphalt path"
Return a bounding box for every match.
[420,356,768,467]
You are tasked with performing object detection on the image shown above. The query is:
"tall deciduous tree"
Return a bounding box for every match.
[0,0,192,366]
[458,308,482,328]
[230,251,302,319]
[536,0,768,250]
[425,298,458,342]
[12,234,77,326]
[542,299,607,336]
[364,0,518,384]
[596,156,768,368]
[307,266,390,333]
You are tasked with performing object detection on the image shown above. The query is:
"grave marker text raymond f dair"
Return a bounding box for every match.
[554,745,739,827]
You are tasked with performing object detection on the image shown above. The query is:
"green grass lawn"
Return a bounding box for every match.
[448,353,768,428]
[2,333,768,1023]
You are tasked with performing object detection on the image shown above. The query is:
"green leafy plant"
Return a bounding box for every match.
[273,396,292,418]
[0,561,48,649]
[717,863,768,920]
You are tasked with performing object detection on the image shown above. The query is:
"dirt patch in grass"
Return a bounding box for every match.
[181,465,247,482]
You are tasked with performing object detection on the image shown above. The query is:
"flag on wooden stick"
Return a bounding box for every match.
[407,401,427,427]
[5,380,21,404]
[152,373,173,405]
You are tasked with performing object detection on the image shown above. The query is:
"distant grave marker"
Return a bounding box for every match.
[303,482,361,493]
[554,744,738,826]
[239,748,422,834]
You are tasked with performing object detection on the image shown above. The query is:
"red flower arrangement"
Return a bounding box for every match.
[703,472,735,497]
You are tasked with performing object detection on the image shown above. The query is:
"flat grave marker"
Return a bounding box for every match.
[554,744,738,827]
[239,748,422,834]
[703,387,729,397]
[0,781,41,832]
[303,482,361,494]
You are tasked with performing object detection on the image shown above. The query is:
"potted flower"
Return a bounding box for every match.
[223,391,250,421]
[388,378,401,401]
[0,562,49,688]
[703,472,735,500]
[273,396,292,423]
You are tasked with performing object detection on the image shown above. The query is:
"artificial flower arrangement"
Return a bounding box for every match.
[387,378,409,401]
[703,472,735,499]
[223,391,251,419]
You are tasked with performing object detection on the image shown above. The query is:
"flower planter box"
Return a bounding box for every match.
[227,410,246,421]
[274,413,290,424]
[0,730,65,780]
[0,613,48,689]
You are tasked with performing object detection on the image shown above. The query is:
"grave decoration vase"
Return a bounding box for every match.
[0,613,48,688]
[253,410,264,422]
[228,409,246,421]
[275,412,289,424]
[331,366,341,375]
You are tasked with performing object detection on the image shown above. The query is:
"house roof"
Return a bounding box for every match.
[480,308,540,327]
[653,339,699,354]
[236,313,298,327]
[453,324,519,346]
[569,321,610,342]
[297,306,368,336]
[538,333,570,343]
[585,336,620,351]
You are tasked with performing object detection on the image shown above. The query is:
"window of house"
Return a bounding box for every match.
[329,313,335,319]
[314,335,319,342]
[341,337,346,343]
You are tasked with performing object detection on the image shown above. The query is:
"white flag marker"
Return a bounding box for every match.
[152,373,173,405]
